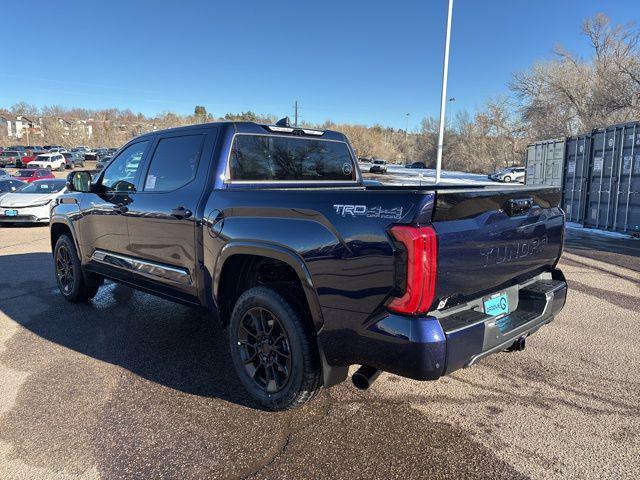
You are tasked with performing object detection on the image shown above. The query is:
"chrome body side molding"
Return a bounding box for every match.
[91,249,192,285]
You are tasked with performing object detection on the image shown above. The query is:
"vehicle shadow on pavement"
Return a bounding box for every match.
[0,252,258,410]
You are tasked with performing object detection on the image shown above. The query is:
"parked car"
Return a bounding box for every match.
[0,179,26,196]
[83,149,99,161]
[489,167,526,183]
[0,179,67,224]
[29,153,67,171]
[0,151,23,167]
[53,120,567,411]
[12,169,56,183]
[369,159,388,174]
[62,152,86,168]
[406,161,427,169]
[94,155,112,172]
[8,145,27,152]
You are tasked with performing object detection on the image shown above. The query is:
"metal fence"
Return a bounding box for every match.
[525,121,640,236]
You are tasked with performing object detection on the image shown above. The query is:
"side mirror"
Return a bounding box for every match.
[66,170,92,193]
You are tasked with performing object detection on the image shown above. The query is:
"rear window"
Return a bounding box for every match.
[17,170,35,177]
[229,135,356,182]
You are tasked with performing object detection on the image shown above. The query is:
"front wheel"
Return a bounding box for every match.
[54,234,102,302]
[503,175,512,182]
[228,286,322,410]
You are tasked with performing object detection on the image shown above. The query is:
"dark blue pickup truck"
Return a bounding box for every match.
[51,120,567,410]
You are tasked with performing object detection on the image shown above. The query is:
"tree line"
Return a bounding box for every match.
[2,14,638,174]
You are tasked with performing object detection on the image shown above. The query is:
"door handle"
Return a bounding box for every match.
[171,206,192,219]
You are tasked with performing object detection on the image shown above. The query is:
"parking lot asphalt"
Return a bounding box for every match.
[0,226,638,480]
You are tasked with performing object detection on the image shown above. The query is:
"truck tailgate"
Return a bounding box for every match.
[431,187,564,306]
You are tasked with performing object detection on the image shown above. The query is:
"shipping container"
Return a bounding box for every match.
[585,122,640,235]
[562,134,591,224]
[525,139,565,187]
[526,121,640,235]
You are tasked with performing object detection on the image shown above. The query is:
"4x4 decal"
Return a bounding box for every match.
[333,204,403,220]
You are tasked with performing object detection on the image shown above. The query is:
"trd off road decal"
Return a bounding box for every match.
[333,204,404,220]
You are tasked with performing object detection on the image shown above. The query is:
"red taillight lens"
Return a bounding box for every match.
[388,225,437,315]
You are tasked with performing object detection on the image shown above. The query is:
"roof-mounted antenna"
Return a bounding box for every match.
[275,117,291,127]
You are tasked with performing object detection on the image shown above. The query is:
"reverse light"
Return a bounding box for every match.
[388,225,437,315]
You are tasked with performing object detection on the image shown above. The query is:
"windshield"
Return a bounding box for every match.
[16,170,36,177]
[229,135,356,182]
[19,180,66,194]
[373,160,385,165]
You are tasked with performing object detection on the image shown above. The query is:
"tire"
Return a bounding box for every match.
[54,234,102,302]
[503,175,512,182]
[46,165,52,170]
[228,286,322,410]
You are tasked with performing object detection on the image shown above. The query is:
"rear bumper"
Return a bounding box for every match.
[324,270,567,381]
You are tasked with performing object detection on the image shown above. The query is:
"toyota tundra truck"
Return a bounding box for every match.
[50,120,567,410]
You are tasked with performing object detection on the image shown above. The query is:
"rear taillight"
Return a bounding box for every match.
[388,225,437,315]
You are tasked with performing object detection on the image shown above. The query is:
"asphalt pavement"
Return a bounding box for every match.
[0,225,638,479]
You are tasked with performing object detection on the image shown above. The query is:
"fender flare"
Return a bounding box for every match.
[213,241,324,331]
[49,215,81,255]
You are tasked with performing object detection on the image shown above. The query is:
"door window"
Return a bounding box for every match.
[101,141,149,192]
[143,135,204,192]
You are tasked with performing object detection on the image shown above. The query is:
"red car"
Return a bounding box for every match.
[12,169,56,183]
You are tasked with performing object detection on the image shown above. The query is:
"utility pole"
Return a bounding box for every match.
[435,0,454,184]
[293,101,299,127]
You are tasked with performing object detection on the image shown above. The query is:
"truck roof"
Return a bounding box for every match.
[135,121,349,143]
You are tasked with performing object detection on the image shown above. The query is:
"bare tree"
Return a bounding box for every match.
[511,13,640,138]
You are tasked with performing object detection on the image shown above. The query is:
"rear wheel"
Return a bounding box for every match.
[54,234,102,302]
[228,286,322,410]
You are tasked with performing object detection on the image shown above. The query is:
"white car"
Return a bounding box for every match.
[0,179,67,224]
[29,153,67,172]
[488,167,526,183]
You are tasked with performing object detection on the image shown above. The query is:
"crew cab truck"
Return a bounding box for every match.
[51,121,567,410]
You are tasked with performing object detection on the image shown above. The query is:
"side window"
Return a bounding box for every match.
[143,135,203,192]
[101,141,149,192]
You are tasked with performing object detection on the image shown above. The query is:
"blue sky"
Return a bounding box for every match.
[1,0,637,129]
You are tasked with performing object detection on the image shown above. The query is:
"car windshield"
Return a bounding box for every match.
[19,180,66,194]
[16,170,36,177]
[35,155,51,161]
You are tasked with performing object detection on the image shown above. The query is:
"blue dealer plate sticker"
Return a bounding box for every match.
[484,293,509,317]
[4,210,18,217]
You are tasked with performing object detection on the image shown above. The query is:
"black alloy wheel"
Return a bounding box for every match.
[54,234,102,302]
[237,306,292,393]
[228,286,323,410]
[55,243,74,295]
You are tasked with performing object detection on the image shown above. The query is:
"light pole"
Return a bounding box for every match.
[435,0,454,184]
[405,113,410,141]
